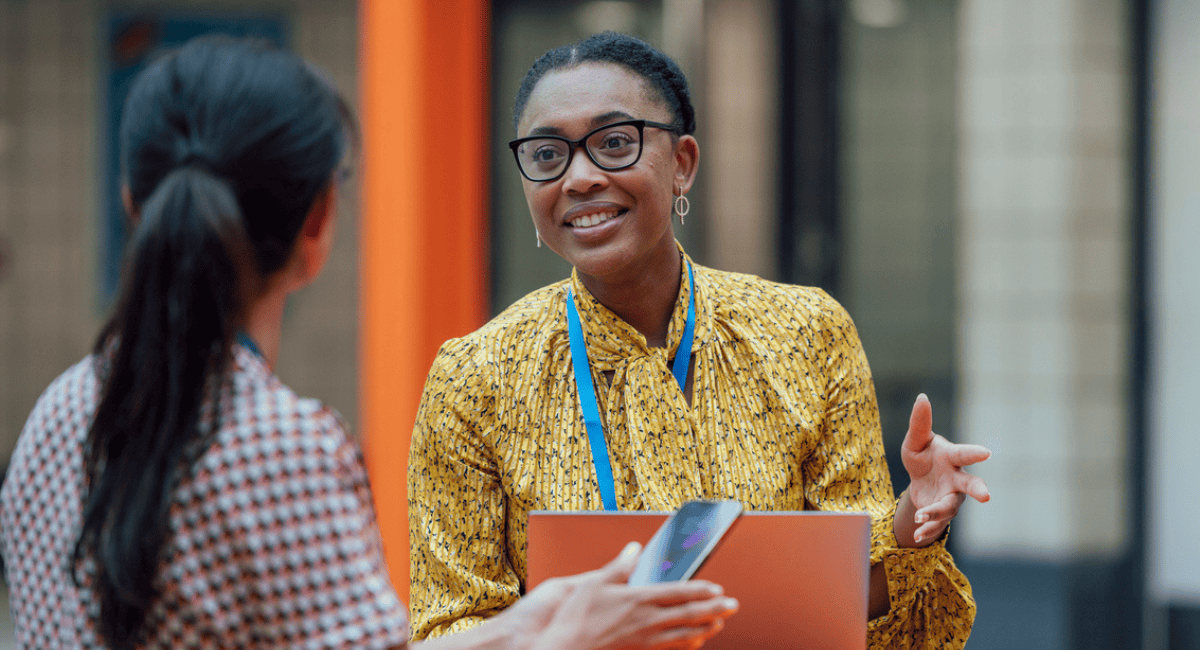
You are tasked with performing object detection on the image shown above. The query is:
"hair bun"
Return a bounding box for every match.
[513,32,696,136]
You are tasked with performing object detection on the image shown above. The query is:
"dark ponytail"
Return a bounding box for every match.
[74,36,351,647]
[80,166,245,642]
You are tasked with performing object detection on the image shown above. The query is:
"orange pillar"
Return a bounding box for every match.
[359,0,490,603]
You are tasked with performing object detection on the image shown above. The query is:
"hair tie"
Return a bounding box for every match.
[179,148,214,173]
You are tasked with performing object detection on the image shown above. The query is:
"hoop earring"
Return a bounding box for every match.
[536,228,542,248]
[673,186,690,225]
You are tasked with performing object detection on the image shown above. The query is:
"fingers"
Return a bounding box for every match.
[914,491,965,526]
[597,541,642,584]
[910,471,993,543]
[956,471,991,503]
[902,394,934,453]
[946,443,992,468]
[913,519,949,544]
[528,575,574,602]
[911,491,961,543]
[649,593,739,630]
[644,618,728,650]
[633,579,726,607]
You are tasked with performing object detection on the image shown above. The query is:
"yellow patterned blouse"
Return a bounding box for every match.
[408,250,975,648]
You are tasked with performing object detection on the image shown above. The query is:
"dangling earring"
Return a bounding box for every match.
[536,228,542,248]
[673,185,690,225]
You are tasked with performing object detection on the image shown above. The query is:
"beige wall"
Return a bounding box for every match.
[274,1,361,435]
[702,0,778,279]
[0,0,362,464]
[956,0,1131,559]
[0,0,105,463]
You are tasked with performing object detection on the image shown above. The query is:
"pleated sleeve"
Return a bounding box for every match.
[802,298,976,649]
[407,337,520,641]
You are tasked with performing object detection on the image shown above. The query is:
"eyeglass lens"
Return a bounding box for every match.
[515,122,642,181]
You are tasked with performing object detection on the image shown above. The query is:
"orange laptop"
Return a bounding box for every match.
[527,511,870,650]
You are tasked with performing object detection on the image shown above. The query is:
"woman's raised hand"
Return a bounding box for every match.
[899,394,992,545]
[520,542,738,650]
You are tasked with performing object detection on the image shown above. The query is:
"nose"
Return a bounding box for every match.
[560,146,608,195]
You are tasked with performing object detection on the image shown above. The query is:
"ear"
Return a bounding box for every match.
[291,181,338,289]
[121,185,140,225]
[672,135,700,195]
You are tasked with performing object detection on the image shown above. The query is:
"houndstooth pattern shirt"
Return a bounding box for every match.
[0,344,410,649]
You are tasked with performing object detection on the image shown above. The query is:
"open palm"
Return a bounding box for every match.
[901,394,992,542]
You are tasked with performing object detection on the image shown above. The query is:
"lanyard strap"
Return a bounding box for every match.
[566,261,696,511]
[673,262,698,388]
[237,331,263,359]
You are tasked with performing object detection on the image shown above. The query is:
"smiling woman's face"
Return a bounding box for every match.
[516,62,698,284]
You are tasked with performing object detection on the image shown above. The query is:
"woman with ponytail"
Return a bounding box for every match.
[0,36,734,650]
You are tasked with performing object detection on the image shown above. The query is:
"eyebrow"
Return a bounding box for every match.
[525,110,638,137]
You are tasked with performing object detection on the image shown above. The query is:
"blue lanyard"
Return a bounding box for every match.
[237,331,263,359]
[566,261,696,511]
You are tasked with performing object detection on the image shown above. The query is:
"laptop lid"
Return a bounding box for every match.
[527,511,870,650]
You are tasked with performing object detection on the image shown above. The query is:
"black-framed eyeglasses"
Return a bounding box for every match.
[508,119,679,183]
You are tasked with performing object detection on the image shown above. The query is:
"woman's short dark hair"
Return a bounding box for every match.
[513,31,696,136]
[75,35,352,647]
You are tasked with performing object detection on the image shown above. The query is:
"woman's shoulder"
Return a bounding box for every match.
[34,355,103,411]
[213,347,355,464]
[5,356,100,487]
[696,265,853,328]
[435,279,570,363]
[12,356,103,448]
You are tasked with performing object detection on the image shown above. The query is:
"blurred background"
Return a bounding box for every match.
[0,0,1196,648]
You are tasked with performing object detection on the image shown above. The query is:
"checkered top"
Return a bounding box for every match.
[0,345,410,649]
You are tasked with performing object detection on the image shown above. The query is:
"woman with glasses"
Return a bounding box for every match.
[408,32,992,649]
[0,36,736,650]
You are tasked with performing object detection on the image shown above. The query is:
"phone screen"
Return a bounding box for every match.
[628,500,743,585]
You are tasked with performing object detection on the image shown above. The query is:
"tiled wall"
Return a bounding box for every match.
[273,1,362,435]
[0,0,105,463]
[956,0,1130,559]
[0,0,362,464]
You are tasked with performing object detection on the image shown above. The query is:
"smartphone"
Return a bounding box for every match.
[628,499,743,586]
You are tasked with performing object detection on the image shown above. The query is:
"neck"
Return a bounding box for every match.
[241,288,287,369]
[578,246,683,348]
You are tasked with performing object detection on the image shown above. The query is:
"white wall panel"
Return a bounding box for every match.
[1149,0,1200,607]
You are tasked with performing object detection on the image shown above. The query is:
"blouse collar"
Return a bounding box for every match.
[567,243,710,369]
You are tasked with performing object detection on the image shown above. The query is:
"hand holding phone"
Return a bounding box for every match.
[515,542,738,650]
[628,500,743,586]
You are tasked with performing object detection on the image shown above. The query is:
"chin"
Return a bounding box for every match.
[564,246,634,279]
